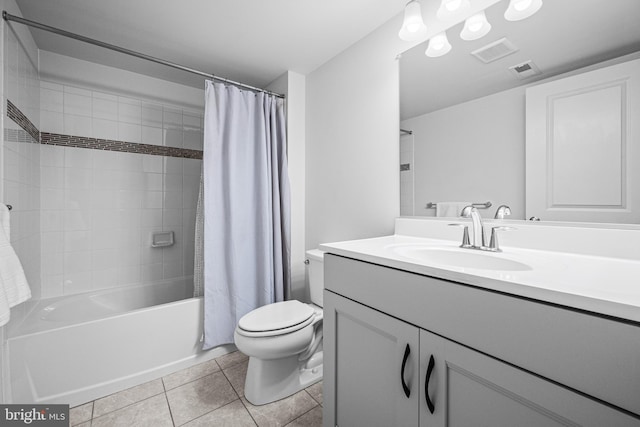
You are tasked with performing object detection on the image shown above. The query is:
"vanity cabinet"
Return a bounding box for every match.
[323,291,419,427]
[323,254,640,427]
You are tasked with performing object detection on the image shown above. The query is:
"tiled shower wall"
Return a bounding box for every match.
[1,3,206,402]
[2,9,41,304]
[1,1,41,403]
[38,81,203,298]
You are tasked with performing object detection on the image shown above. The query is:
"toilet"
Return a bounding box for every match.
[234,249,325,405]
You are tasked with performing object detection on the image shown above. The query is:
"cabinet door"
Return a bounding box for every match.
[323,291,419,427]
[526,57,640,223]
[420,329,639,427]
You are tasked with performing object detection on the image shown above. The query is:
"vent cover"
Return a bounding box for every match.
[508,60,542,79]
[471,38,519,63]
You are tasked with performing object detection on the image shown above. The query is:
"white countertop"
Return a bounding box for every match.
[320,234,640,323]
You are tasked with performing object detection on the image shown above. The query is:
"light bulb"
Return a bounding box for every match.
[468,16,483,32]
[436,0,470,21]
[399,0,428,41]
[425,32,452,57]
[504,0,542,21]
[445,0,462,12]
[514,0,532,11]
[460,11,492,41]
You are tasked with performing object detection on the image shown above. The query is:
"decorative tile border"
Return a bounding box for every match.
[40,133,203,159]
[7,100,40,142]
[6,99,203,159]
[4,128,38,144]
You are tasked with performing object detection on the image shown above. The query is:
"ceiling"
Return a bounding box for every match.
[14,0,407,90]
[400,0,640,120]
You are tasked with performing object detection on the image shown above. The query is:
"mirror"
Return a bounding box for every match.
[399,0,640,222]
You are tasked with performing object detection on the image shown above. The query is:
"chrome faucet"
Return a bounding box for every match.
[453,205,515,252]
[460,205,485,248]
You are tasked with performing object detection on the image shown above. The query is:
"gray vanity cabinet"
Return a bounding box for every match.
[323,291,420,427]
[323,254,640,427]
[419,329,638,427]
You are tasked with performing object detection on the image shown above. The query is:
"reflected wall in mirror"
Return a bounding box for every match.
[399,0,640,223]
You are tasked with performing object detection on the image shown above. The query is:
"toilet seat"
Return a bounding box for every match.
[237,300,316,338]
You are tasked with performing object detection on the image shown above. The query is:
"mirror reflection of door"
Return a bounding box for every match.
[526,58,640,223]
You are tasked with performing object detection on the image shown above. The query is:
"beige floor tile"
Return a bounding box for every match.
[163,359,221,390]
[285,406,323,427]
[242,390,318,427]
[222,359,248,396]
[166,371,239,426]
[182,399,257,427]
[93,378,165,418]
[215,350,249,370]
[69,401,93,426]
[91,394,173,427]
[305,381,323,406]
[74,422,91,427]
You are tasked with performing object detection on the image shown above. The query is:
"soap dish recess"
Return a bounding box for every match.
[151,231,175,248]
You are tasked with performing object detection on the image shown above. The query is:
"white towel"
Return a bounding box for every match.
[0,204,31,327]
[436,202,470,218]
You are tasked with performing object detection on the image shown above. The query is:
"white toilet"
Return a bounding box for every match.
[234,249,325,405]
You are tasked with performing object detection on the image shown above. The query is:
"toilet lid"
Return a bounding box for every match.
[238,300,314,332]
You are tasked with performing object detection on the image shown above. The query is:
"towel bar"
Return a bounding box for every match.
[425,201,492,209]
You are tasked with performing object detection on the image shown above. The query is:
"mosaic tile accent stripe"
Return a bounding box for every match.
[7,100,40,142]
[6,99,203,159]
[4,128,38,144]
[40,132,203,159]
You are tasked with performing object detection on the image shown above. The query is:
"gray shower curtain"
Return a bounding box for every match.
[200,81,291,350]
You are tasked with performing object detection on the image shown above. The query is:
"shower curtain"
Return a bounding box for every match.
[201,81,291,350]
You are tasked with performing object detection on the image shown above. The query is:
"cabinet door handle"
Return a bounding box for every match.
[400,344,411,398]
[424,354,435,414]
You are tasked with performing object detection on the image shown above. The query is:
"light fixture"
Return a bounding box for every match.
[504,0,543,21]
[401,0,542,59]
[398,0,428,41]
[436,0,470,21]
[425,32,452,57]
[460,11,492,41]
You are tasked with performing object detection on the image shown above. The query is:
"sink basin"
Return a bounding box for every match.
[390,246,532,271]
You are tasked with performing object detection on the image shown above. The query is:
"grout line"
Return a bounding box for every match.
[285,404,321,427]
[238,398,260,427]
[177,398,248,427]
[89,388,166,420]
[164,392,177,427]
[163,366,223,392]
[304,384,323,406]
[220,365,243,397]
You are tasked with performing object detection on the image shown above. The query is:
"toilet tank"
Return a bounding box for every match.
[306,249,325,307]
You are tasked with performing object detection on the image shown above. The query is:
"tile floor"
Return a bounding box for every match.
[68,351,323,427]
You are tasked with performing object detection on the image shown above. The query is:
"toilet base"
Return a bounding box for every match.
[244,351,323,406]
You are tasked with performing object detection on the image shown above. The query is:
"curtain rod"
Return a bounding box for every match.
[2,11,285,99]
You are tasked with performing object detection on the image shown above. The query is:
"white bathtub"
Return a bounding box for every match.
[5,278,233,406]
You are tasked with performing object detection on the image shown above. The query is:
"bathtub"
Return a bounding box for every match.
[5,277,234,406]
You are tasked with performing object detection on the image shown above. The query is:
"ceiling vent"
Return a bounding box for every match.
[508,60,542,79]
[471,38,519,63]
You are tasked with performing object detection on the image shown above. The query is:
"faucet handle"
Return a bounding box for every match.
[488,226,516,252]
[460,205,475,218]
[448,223,471,248]
[494,205,512,219]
